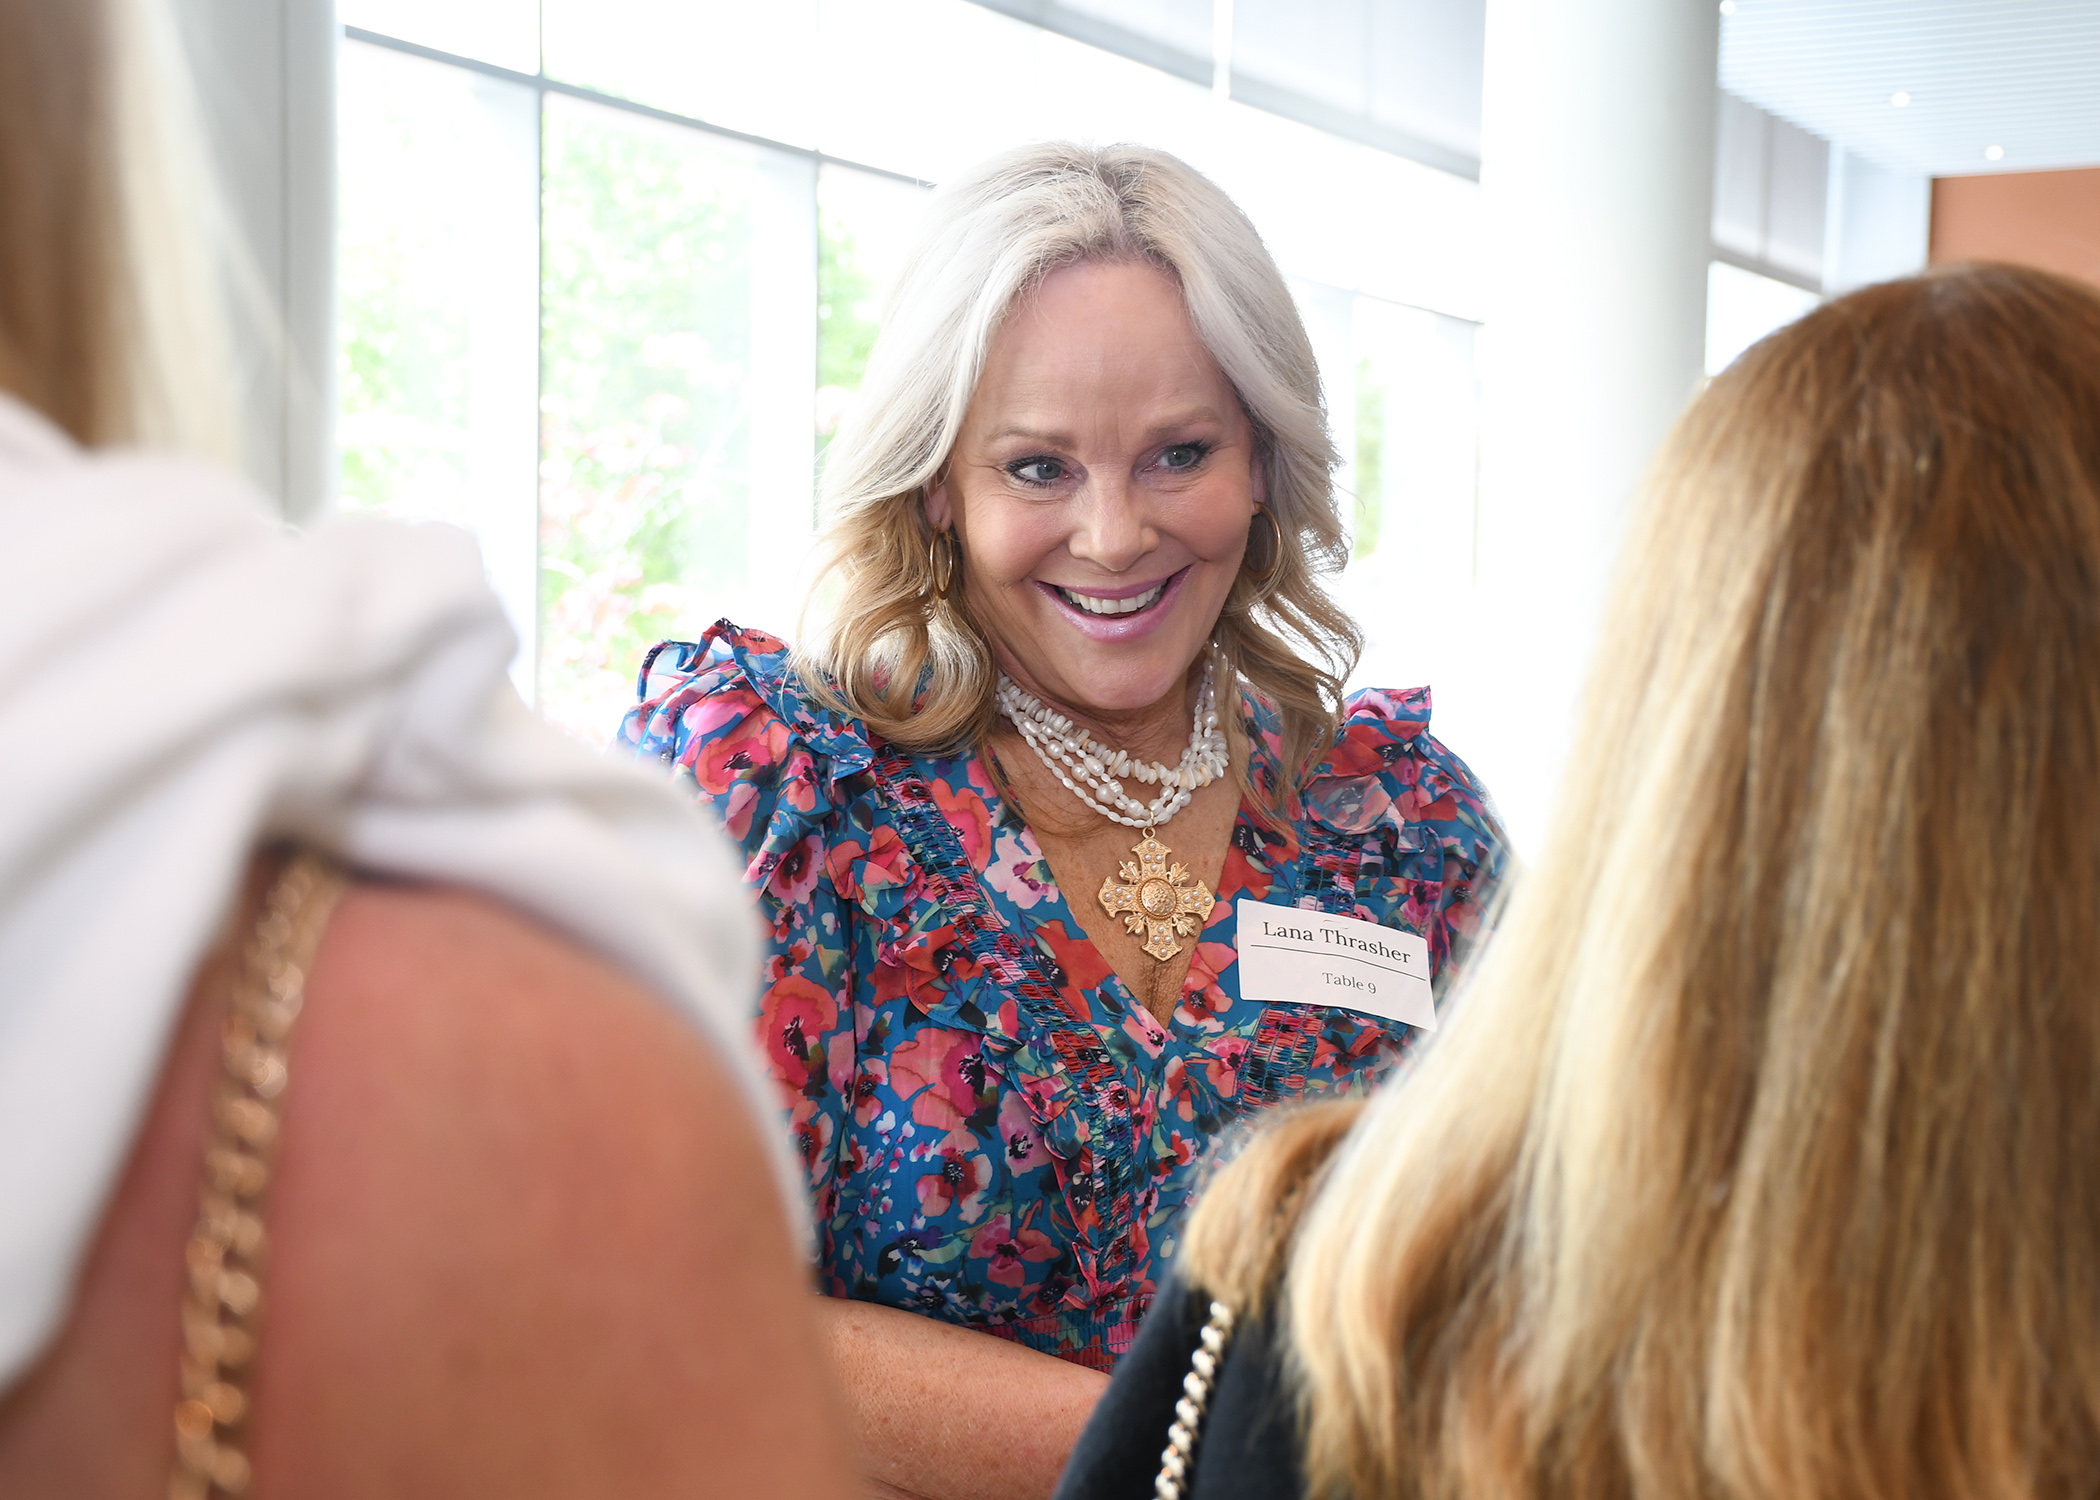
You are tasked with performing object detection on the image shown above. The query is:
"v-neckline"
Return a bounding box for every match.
[993,784,1283,1044]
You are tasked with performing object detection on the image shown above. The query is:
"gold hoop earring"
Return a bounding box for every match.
[1245,509,1284,590]
[927,527,958,601]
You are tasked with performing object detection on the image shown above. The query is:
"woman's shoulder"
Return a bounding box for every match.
[617,622,881,856]
[1297,686,1502,863]
[620,622,878,781]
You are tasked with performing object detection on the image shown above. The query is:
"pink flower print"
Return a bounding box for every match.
[997,1089,1049,1174]
[918,1145,991,1221]
[719,780,760,843]
[1199,1036,1252,1097]
[890,1027,967,1100]
[969,1214,1060,1287]
[767,830,825,907]
[903,1032,991,1134]
[984,828,1054,910]
[776,753,822,816]
[1120,1009,1168,1057]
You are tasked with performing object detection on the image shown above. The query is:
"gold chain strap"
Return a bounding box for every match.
[1153,1298,1237,1500]
[168,853,345,1500]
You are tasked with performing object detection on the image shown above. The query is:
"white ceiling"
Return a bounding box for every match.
[1720,0,2100,177]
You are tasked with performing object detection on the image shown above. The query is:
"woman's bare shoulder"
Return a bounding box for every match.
[0,876,853,1500]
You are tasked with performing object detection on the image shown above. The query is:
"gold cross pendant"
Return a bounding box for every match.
[1098,830,1215,962]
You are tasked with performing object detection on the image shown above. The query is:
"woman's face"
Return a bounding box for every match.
[927,259,1261,730]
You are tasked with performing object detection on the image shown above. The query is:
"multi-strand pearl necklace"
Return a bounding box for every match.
[995,652,1229,962]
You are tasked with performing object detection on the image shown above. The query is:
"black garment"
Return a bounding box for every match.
[1055,1273,1305,1500]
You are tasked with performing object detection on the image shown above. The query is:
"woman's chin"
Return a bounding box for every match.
[1014,633,1210,721]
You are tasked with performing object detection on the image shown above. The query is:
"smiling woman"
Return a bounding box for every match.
[616,142,1508,1500]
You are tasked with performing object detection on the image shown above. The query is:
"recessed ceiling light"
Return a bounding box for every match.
[1984,144,2006,161]
[1890,91,1911,107]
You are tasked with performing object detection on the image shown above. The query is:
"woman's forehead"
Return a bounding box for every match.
[971,262,1235,434]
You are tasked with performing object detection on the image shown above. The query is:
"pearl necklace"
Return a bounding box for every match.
[995,654,1228,962]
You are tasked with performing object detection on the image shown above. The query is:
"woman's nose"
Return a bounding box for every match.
[1067,477,1152,573]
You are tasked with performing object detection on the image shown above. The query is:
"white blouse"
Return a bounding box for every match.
[0,394,786,1392]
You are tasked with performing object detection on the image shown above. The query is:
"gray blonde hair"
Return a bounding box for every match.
[796,141,1361,800]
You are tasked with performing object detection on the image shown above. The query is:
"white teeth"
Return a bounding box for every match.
[1057,583,1166,616]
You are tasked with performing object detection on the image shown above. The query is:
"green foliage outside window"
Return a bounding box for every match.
[1354,355,1385,561]
[537,103,757,739]
[337,67,473,528]
[815,203,885,494]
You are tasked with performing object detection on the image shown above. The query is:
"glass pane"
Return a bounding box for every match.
[816,165,931,487]
[810,0,1208,185]
[543,0,819,148]
[340,0,539,74]
[337,41,541,693]
[539,95,817,743]
[1337,296,1480,697]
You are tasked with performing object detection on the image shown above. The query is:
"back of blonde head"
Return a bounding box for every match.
[1182,264,2100,1499]
[0,0,234,458]
[799,141,1359,793]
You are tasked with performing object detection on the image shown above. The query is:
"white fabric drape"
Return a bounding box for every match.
[0,394,787,1391]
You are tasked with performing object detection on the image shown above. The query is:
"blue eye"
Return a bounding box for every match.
[1160,442,1210,471]
[1008,457,1065,486]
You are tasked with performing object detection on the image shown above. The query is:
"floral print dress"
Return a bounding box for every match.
[619,624,1506,1371]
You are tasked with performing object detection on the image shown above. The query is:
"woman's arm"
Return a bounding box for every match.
[820,1299,1110,1500]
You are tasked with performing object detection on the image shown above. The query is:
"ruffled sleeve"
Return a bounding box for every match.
[1300,685,1508,995]
[619,621,876,900]
[617,621,877,1229]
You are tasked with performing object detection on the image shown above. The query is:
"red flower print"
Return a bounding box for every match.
[694,713,790,794]
[918,1145,990,1220]
[851,1058,890,1127]
[787,1097,834,1176]
[760,974,839,1092]
[1036,922,1113,1022]
[930,779,994,867]
[827,824,915,906]
[968,1214,1059,1287]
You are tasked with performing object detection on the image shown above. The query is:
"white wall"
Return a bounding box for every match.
[1824,148,1933,294]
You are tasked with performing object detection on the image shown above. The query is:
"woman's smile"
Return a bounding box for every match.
[1038,568,1188,639]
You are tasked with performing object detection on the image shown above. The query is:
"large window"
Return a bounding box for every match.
[338,0,1486,740]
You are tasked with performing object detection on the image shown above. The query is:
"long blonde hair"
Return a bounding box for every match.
[796,142,1361,796]
[1183,263,2100,1499]
[0,0,235,458]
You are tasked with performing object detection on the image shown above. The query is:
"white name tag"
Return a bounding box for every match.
[1235,898,1437,1031]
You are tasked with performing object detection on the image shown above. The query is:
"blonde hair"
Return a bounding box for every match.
[0,0,236,459]
[796,141,1361,797]
[1183,263,2100,1499]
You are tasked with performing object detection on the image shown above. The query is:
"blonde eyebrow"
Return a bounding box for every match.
[982,408,1229,448]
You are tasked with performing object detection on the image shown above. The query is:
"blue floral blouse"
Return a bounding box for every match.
[618,624,1505,1371]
